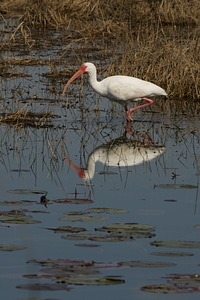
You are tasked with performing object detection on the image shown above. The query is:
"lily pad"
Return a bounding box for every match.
[54,198,93,204]
[59,215,107,222]
[0,200,36,206]
[0,244,26,251]
[151,240,200,248]
[0,210,41,224]
[165,273,200,286]
[193,224,200,229]
[141,284,200,293]
[16,283,72,291]
[151,251,194,257]
[119,261,175,268]
[154,184,198,189]
[0,216,41,224]
[45,226,86,233]
[7,189,47,195]
[95,223,155,238]
[62,233,135,242]
[24,258,124,287]
[96,223,155,233]
[23,272,124,286]
[86,208,129,214]
[55,275,124,285]
[66,211,88,216]
[27,258,120,270]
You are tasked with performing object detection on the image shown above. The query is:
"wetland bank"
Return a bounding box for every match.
[0,1,200,299]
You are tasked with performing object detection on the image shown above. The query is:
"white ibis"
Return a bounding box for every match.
[62,62,167,121]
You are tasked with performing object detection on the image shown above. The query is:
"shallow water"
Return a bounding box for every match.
[0,22,200,300]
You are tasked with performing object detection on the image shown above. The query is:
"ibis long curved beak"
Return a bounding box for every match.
[62,67,85,97]
[61,146,85,178]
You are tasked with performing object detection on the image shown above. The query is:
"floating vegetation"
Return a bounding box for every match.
[16,283,72,291]
[0,244,26,251]
[96,223,155,233]
[151,240,200,248]
[64,207,128,216]
[54,198,94,204]
[141,284,200,294]
[23,258,125,288]
[151,251,194,257]
[0,110,56,128]
[165,273,200,285]
[7,189,47,195]
[119,261,175,268]
[62,233,134,243]
[0,200,36,206]
[142,274,200,294]
[45,226,86,233]
[6,190,94,206]
[95,223,155,238]
[22,257,178,291]
[154,184,198,189]
[86,207,129,214]
[193,224,200,229]
[59,215,107,223]
[27,258,120,269]
[62,222,156,242]
[56,276,125,285]
[0,210,41,224]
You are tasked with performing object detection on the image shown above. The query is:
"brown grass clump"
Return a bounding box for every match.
[158,0,200,25]
[0,0,95,27]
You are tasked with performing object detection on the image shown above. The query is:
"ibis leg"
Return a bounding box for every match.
[126,97,154,121]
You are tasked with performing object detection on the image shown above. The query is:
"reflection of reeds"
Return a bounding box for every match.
[0,118,68,187]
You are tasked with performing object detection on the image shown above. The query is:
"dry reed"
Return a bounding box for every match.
[0,0,199,100]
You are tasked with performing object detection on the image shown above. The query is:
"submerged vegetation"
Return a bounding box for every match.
[0,109,55,128]
[0,0,199,109]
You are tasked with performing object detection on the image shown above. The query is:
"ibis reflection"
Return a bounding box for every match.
[62,125,165,181]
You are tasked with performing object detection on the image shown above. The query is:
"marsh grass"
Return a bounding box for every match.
[0,0,199,102]
[106,28,200,100]
[1,0,199,27]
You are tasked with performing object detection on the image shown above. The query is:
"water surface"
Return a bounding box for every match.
[0,22,200,300]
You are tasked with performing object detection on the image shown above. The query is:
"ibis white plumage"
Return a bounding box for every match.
[62,62,167,121]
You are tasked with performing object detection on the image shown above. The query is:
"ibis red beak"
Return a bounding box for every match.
[62,65,87,97]
[61,146,85,178]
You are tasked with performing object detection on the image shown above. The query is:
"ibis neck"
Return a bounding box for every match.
[87,70,103,95]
